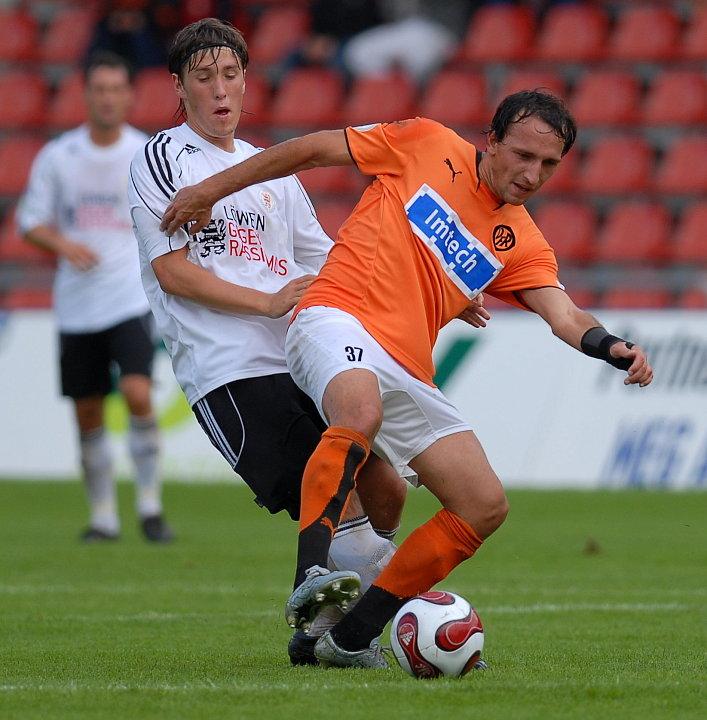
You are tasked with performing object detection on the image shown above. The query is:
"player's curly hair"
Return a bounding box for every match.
[489,90,577,156]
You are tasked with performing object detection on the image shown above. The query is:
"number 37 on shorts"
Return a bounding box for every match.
[344,345,363,362]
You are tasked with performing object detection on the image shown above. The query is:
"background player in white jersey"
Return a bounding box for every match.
[18,52,173,544]
[128,18,407,664]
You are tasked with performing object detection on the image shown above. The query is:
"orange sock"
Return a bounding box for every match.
[295,425,370,586]
[373,508,483,598]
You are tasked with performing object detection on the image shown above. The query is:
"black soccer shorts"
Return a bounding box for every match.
[59,312,155,399]
[192,373,327,520]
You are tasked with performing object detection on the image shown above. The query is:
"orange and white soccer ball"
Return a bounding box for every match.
[390,591,484,678]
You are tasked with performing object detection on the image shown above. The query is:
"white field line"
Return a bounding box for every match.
[1,602,693,626]
[1,583,705,598]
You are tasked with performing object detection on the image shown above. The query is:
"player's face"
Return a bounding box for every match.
[483,116,565,205]
[175,48,246,150]
[85,66,133,131]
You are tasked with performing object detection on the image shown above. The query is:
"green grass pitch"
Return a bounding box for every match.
[0,481,705,720]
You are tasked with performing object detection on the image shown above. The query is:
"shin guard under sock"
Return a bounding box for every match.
[294,426,370,587]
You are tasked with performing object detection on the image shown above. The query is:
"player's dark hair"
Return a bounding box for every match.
[167,17,248,122]
[84,50,134,84]
[489,90,577,156]
[168,17,249,78]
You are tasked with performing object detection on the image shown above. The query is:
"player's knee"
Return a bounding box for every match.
[333,403,382,440]
[482,491,509,535]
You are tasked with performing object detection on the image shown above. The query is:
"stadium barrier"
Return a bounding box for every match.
[1,309,705,488]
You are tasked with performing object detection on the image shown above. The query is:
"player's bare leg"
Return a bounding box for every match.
[120,374,172,542]
[318,430,507,664]
[74,395,117,541]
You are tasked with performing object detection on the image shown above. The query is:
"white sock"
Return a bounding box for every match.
[128,415,162,518]
[327,516,397,593]
[80,427,118,534]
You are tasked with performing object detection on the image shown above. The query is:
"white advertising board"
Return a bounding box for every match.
[434,310,707,488]
[1,309,706,487]
[0,311,234,481]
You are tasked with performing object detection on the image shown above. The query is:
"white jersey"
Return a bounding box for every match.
[128,123,332,406]
[17,125,150,332]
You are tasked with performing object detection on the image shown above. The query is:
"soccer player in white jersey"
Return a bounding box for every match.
[18,52,173,544]
[128,18,408,664]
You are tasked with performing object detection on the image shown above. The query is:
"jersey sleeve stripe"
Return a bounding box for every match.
[129,167,162,221]
[144,133,175,199]
[293,176,317,219]
[150,133,176,193]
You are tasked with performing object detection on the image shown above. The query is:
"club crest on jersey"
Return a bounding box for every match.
[260,190,274,211]
[405,184,503,299]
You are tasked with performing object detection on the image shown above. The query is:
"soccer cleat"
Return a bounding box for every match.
[472,658,489,671]
[288,630,319,666]
[140,514,175,543]
[285,565,361,630]
[80,527,119,543]
[314,631,389,669]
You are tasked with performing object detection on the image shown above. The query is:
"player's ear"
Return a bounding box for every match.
[172,73,186,100]
[486,131,499,156]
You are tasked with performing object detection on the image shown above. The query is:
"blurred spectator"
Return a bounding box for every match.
[342,0,479,84]
[86,0,167,70]
[280,0,382,80]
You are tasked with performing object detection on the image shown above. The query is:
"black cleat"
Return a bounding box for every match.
[472,658,489,671]
[140,514,175,543]
[288,630,319,666]
[80,527,119,543]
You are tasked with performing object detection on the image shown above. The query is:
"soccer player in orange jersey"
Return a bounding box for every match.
[162,90,653,668]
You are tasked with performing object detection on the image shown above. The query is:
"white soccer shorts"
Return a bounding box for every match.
[285,306,472,482]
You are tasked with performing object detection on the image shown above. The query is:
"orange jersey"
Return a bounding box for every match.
[297,118,561,385]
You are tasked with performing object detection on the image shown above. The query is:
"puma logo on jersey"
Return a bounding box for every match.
[445,158,462,183]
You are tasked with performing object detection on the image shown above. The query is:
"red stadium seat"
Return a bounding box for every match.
[249,6,310,66]
[0,72,49,130]
[0,287,53,311]
[571,71,641,126]
[297,166,361,196]
[535,4,608,62]
[238,71,271,128]
[678,288,707,309]
[534,201,596,265]
[496,70,566,104]
[643,71,706,126]
[461,4,536,63]
[0,207,56,266]
[682,7,707,60]
[671,203,707,264]
[344,74,417,126]
[47,72,86,130]
[314,199,356,240]
[654,137,707,195]
[270,68,343,128]
[601,287,672,309]
[542,149,580,194]
[0,9,38,62]
[609,6,680,61]
[595,202,671,264]
[40,6,95,64]
[419,70,487,127]
[129,69,178,133]
[579,137,653,195]
[0,135,45,197]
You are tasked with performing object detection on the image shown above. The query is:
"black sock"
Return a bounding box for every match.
[330,585,408,651]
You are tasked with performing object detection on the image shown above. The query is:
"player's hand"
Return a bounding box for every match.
[161,183,214,236]
[62,241,98,271]
[266,274,316,318]
[456,293,491,328]
[610,342,653,387]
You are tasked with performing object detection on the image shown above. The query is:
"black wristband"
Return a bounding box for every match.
[580,327,634,371]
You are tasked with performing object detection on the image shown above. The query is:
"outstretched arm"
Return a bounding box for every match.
[152,247,315,319]
[161,130,351,236]
[520,286,653,387]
